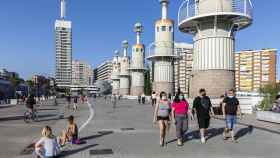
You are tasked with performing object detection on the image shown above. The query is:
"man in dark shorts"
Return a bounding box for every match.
[222,89,241,142]
[193,89,215,144]
[26,95,36,113]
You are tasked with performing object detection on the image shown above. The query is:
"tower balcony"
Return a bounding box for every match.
[178,0,253,34]
[147,41,179,61]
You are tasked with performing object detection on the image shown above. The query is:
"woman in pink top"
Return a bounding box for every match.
[171,93,189,146]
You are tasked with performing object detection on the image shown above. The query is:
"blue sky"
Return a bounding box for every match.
[0,0,279,79]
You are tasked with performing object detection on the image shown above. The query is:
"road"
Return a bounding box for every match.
[1,98,280,158]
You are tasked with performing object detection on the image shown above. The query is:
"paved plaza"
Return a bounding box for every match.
[1,98,280,158]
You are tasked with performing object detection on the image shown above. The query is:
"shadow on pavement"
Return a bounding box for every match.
[60,144,98,157]
[206,128,225,141]
[235,125,254,140]
[0,114,57,122]
[80,131,114,141]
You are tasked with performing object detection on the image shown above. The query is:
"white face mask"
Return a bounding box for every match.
[228,95,234,98]
[162,96,167,100]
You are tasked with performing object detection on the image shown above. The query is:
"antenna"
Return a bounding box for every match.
[60,0,66,19]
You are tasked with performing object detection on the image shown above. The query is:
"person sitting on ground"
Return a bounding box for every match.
[59,115,78,145]
[35,126,60,158]
[272,95,280,113]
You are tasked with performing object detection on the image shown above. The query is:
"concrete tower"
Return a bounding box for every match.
[111,50,121,95]
[119,40,130,95]
[147,0,177,95]
[178,0,253,98]
[129,23,145,96]
[55,0,72,87]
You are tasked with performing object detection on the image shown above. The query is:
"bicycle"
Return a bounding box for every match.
[24,109,38,123]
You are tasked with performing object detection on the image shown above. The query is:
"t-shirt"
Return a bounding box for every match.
[36,137,60,157]
[223,97,239,115]
[158,101,171,117]
[193,96,212,119]
[172,101,189,115]
[152,94,156,99]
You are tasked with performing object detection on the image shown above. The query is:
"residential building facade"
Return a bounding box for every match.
[235,49,277,92]
[72,60,93,86]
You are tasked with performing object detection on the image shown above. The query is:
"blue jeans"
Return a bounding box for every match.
[226,115,237,130]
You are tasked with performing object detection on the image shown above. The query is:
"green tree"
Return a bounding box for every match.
[258,82,280,111]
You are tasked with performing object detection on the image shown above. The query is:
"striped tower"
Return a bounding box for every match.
[129,23,145,96]
[119,40,130,95]
[178,0,253,97]
[147,0,177,95]
[111,50,121,95]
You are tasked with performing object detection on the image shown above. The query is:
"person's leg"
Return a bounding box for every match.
[158,121,165,146]
[230,115,236,141]
[175,116,183,145]
[224,115,230,140]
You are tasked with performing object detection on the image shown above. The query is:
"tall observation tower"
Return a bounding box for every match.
[111,50,121,95]
[119,40,130,95]
[148,0,177,95]
[55,0,72,87]
[129,23,145,96]
[178,0,253,97]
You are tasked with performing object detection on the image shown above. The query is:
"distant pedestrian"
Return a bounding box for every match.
[141,93,145,104]
[193,89,215,144]
[73,96,78,111]
[171,93,189,146]
[112,94,117,109]
[222,89,241,142]
[153,91,171,147]
[66,95,71,109]
[138,95,141,104]
[151,91,157,107]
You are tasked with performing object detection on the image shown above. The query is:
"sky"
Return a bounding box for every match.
[0,0,279,80]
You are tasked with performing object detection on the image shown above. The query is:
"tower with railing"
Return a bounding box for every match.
[129,23,145,96]
[111,50,121,95]
[178,0,253,97]
[147,0,177,95]
[119,40,131,95]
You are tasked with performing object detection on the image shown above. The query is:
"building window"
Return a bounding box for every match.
[161,26,166,31]
[157,27,159,32]
[136,48,139,52]
[169,26,172,32]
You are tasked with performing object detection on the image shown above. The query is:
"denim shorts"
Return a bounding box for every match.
[226,115,237,129]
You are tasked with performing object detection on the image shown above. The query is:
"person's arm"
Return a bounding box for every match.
[153,102,159,123]
[222,102,226,119]
[171,108,175,124]
[237,100,242,119]
[209,98,215,117]
[35,137,44,149]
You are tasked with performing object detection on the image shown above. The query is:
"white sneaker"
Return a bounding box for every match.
[201,137,206,144]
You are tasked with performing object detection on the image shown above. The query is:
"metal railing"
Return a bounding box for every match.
[178,0,253,25]
[147,41,178,59]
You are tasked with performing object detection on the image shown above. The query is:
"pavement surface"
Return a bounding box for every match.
[1,98,280,158]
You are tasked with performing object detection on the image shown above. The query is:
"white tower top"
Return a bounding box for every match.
[60,0,66,19]
[122,40,129,57]
[134,23,143,44]
[159,0,169,19]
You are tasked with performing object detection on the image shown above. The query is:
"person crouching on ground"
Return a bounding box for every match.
[222,89,241,142]
[193,89,215,144]
[153,91,171,147]
[59,115,78,145]
[35,126,60,158]
[171,93,189,146]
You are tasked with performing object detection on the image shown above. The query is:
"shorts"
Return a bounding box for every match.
[157,116,170,121]
[197,117,210,129]
[226,115,237,130]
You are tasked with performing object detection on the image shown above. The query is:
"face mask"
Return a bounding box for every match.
[162,96,167,100]
[179,96,184,100]
[228,95,234,98]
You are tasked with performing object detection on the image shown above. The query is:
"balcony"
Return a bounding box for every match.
[178,0,253,34]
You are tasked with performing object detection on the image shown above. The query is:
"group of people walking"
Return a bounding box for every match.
[153,88,241,146]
